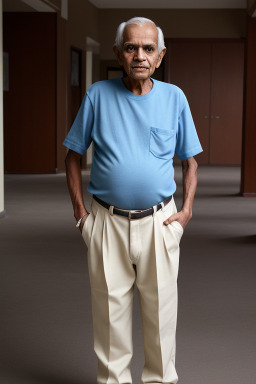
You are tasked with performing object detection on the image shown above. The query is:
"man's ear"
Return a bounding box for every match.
[113,46,123,66]
[156,48,167,69]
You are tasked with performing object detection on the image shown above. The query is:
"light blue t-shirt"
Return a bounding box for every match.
[63,77,203,209]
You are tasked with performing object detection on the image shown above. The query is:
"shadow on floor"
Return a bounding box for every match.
[217,234,256,245]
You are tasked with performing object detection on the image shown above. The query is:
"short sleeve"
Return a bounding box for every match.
[175,91,203,161]
[62,93,94,155]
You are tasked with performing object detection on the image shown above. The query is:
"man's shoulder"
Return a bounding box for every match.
[155,80,188,109]
[87,78,121,97]
[154,79,185,96]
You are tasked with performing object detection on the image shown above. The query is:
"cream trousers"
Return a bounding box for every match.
[82,196,184,384]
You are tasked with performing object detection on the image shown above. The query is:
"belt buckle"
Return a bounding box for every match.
[128,209,142,220]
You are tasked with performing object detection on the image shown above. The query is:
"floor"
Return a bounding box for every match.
[1,166,256,384]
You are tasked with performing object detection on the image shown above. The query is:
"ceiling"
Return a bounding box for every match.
[88,0,247,9]
[3,0,248,12]
[3,0,56,12]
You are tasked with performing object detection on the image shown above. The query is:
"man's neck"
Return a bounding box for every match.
[123,77,153,95]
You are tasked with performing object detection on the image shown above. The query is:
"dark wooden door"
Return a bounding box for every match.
[165,41,211,164]
[210,42,244,164]
[3,13,57,173]
[165,39,244,165]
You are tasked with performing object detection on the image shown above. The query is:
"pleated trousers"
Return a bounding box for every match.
[82,196,184,384]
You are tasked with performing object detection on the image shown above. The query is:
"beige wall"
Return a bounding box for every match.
[99,9,247,60]
[68,0,99,51]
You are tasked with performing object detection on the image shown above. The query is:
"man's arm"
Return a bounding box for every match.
[65,149,89,232]
[163,156,198,229]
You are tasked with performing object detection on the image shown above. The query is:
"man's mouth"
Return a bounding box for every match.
[132,66,149,70]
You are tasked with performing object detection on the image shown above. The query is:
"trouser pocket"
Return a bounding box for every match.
[170,220,184,243]
[161,197,184,244]
[81,211,95,248]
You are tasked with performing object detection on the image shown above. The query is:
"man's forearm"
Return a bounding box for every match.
[181,157,198,219]
[163,156,198,228]
[65,150,88,221]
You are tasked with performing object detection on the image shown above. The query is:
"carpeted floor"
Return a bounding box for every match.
[0,165,255,384]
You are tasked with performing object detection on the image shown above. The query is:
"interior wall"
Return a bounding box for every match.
[56,11,68,172]
[99,9,247,60]
[241,16,256,195]
[47,0,61,8]
[247,0,255,10]
[67,0,99,51]
[65,0,100,163]
[0,0,4,215]
[92,52,100,84]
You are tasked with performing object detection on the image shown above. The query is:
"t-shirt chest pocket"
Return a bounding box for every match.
[149,127,176,160]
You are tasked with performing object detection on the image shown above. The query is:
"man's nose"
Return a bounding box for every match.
[135,47,145,61]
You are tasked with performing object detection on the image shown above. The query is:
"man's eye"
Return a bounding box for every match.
[126,45,134,52]
[146,47,153,52]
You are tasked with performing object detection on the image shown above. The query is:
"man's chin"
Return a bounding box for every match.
[129,71,153,80]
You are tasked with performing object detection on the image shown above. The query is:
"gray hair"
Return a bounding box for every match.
[114,17,166,54]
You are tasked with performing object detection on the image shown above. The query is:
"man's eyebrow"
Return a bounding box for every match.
[123,42,157,47]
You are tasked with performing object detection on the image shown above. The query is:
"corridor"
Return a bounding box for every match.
[1,166,255,384]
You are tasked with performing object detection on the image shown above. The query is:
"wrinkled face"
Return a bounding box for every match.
[114,22,166,81]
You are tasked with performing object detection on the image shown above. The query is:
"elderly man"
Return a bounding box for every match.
[63,17,202,384]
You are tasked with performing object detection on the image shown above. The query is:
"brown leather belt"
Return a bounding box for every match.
[93,194,173,220]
